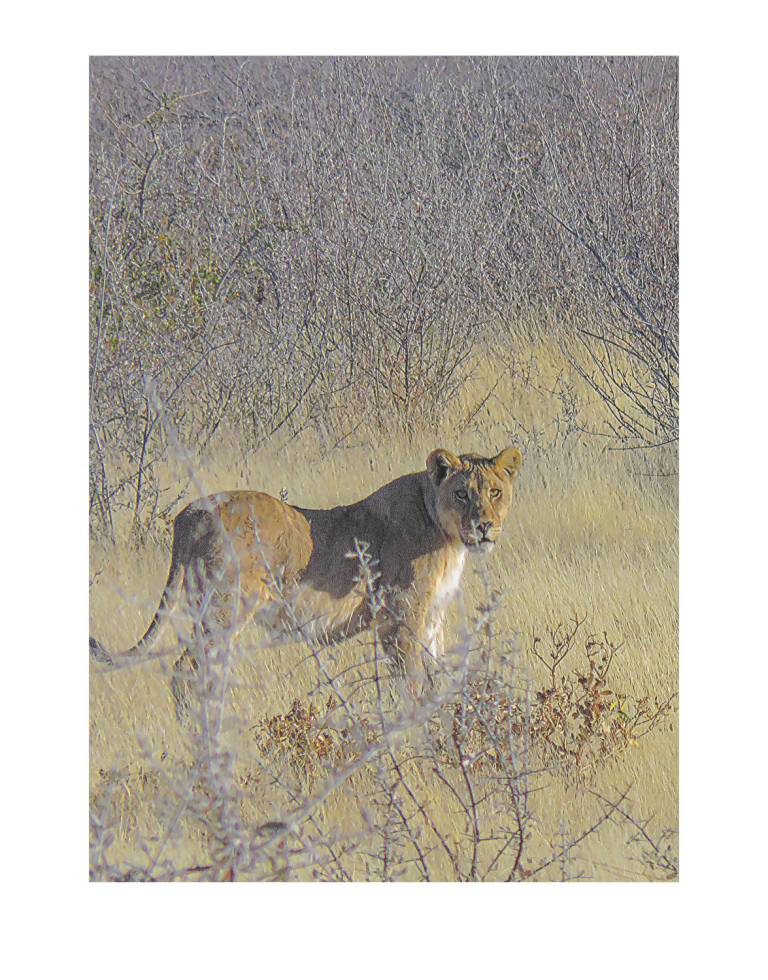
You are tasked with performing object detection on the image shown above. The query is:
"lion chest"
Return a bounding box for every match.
[431,549,467,614]
[417,548,465,659]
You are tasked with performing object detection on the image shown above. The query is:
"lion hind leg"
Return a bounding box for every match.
[171,648,200,725]
[169,580,262,730]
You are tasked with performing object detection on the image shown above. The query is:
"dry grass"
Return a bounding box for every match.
[89,332,678,881]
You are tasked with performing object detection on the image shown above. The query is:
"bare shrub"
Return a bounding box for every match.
[90,547,676,881]
[89,56,678,541]
[508,57,679,446]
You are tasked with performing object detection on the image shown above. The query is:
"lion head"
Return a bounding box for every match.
[427,447,522,552]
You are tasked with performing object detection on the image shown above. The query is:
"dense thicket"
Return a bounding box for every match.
[89,56,678,539]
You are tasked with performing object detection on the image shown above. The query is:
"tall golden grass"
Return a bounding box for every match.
[89,333,678,881]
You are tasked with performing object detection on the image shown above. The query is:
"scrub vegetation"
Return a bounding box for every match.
[89,56,678,881]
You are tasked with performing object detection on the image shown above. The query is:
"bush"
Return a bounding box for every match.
[89,56,678,540]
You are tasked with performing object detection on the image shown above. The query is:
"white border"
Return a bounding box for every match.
[5,1,767,976]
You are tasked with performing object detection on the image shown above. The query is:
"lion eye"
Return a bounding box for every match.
[455,489,468,501]
[489,488,501,500]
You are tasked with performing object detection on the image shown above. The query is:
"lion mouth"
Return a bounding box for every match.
[464,534,496,551]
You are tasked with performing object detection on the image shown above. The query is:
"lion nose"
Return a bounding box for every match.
[478,521,492,537]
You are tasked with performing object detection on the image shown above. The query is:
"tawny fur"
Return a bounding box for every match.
[90,447,522,717]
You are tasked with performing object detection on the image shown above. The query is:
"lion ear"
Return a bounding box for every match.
[427,449,462,485]
[493,447,522,481]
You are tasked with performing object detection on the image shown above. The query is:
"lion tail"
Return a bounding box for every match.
[89,555,186,669]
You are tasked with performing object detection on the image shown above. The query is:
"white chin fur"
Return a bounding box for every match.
[469,540,494,555]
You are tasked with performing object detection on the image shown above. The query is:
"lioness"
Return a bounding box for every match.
[90,447,522,716]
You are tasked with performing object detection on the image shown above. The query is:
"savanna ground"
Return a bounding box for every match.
[89,57,677,880]
[90,329,678,881]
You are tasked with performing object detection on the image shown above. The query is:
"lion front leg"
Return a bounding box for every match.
[378,607,437,700]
